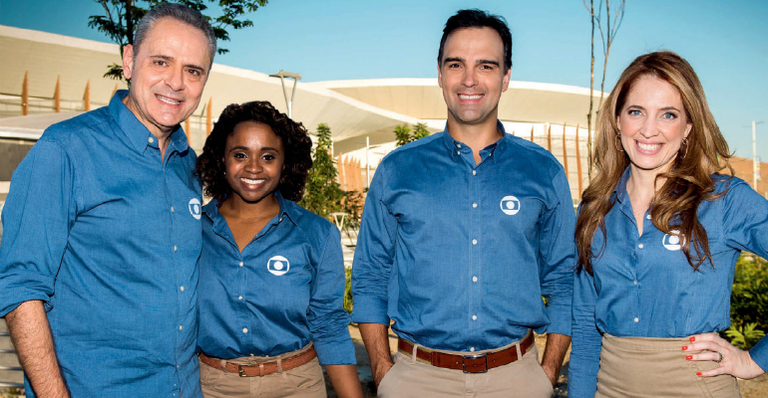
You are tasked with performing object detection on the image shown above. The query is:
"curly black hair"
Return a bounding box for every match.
[195,101,313,202]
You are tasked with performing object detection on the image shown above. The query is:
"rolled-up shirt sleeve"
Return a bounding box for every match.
[569,265,602,398]
[0,138,77,316]
[722,180,768,371]
[538,168,576,336]
[307,226,356,365]
[351,162,397,325]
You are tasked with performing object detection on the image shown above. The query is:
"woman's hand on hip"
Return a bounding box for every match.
[684,333,765,379]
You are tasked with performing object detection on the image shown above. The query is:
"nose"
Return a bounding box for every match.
[639,117,659,138]
[165,66,184,91]
[245,157,262,173]
[462,69,477,87]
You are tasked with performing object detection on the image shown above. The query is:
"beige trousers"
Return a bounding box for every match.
[596,334,740,398]
[377,342,554,398]
[199,346,327,398]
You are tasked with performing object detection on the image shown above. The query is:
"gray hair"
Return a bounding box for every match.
[133,3,217,66]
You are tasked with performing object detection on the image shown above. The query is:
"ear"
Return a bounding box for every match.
[684,122,692,139]
[437,64,443,89]
[501,67,511,93]
[122,45,135,80]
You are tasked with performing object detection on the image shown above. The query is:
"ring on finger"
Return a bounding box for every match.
[715,351,724,363]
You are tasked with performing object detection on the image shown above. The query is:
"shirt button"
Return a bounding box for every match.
[633,280,638,285]
[457,151,461,155]
[148,137,154,144]
[638,244,644,249]
[171,206,175,212]
[457,144,462,148]
[472,170,477,176]
[173,245,178,251]
[634,317,639,323]
[472,276,478,283]
[243,328,248,334]
[179,286,185,292]
[239,261,244,267]
[472,239,477,245]
[472,315,477,321]
[472,203,477,208]
[178,325,183,331]
[646,214,651,219]
[238,296,243,300]
[470,347,475,352]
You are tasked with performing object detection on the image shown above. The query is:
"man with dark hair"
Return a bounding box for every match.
[0,3,214,397]
[352,9,575,397]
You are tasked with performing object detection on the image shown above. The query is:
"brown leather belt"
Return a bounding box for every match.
[397,332,535,374]
[199,346,316,377]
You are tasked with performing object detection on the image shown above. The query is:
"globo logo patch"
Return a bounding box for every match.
[500,196,521,215]
[188,198,202,220]
[662,231,682,251]
[267,255,290,276]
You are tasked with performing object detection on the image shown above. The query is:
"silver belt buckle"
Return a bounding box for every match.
[462,353,488,373]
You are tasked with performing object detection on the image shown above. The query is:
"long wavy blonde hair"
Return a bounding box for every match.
[576,51,733,274]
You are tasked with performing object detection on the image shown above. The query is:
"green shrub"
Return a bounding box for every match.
[728,253,768,349]
[344,266,353,314]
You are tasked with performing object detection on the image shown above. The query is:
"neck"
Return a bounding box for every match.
[446,117,502,153]
[220,192,280,220]
[626,166,664,206]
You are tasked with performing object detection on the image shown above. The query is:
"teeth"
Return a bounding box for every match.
[459,94,482,100]
[637,142,661,151]
[157,95,180,105]
[241,178,263,185]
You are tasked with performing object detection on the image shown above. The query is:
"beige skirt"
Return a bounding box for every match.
[596,334,740,398]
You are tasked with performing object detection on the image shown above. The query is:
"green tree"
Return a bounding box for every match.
[300,123,344,219]
[412,122,430,140]
[394,123,430,147]
[88,0,268,80]
[394,124,412,147]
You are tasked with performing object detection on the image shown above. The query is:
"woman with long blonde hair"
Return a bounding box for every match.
[569,51,768,398]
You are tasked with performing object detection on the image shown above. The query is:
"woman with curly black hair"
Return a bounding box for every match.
[195,101,363,398]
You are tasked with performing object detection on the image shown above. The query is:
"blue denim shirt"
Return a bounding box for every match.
[197,192,355,365]
[0,91,202,398]
[351,123,576,352]
[569,168,768,398]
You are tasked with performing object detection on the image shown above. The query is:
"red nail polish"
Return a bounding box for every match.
[689,337,695,342]
[696,372,702,376]
[686,356,692,360]
[682,346,688,351]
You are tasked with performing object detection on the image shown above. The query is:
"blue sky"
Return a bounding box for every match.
[1,0,766,160]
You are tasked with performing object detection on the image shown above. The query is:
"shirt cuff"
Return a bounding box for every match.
[749,337,768,372]
[350,295,389,324]
[314,336,357,365]
[545,301,572,336]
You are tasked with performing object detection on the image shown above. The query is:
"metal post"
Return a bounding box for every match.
[752,121,765,189]
[269,70,302,119]
[366,136,370,188]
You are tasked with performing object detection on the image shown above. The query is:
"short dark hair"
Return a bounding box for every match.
[133,3,217,66]
[438,9,513,71]
[195,101,313,202]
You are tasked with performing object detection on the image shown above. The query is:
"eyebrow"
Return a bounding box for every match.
[443,57,500,67]
[228,146,281,153]
[627,105,682,112]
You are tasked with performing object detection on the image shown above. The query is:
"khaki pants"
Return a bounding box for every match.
[199,346,327,398]
[377,342,554,398]
[596,334,740,398]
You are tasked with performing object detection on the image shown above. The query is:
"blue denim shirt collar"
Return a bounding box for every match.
[613,167,632,205]
[441,120,506,164]
[108,89,189,156]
